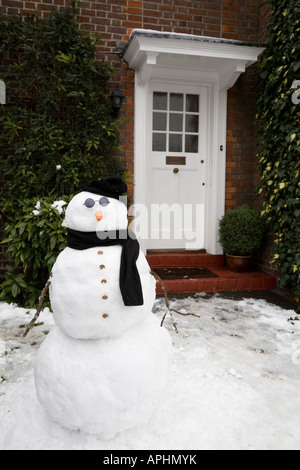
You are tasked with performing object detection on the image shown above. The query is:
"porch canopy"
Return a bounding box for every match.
[122,29,265,88]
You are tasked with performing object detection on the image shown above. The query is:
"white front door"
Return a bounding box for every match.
[147,84,208,250]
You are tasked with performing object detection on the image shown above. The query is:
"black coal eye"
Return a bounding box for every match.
[100,196,110,207]
[84,198,95,208]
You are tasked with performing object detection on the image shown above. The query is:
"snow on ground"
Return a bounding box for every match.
[1,293,300,450]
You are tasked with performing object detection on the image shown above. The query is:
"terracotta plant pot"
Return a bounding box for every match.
[226,254,252,273]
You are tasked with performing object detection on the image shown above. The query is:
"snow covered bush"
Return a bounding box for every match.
[0,197,70,307]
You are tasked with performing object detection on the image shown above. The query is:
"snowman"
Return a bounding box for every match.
[34,177,172,438]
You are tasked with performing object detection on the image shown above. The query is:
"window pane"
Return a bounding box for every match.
[153,112,167,131]
[185,114,199,133]
[153,92,167,110]
[169,134,182,152]
[186,94,199,112]
[169,113,183,132]
[185,135,198,153]
[153,133,166,151]
[170,93,183,111]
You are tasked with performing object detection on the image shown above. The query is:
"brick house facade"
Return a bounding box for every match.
[1,1,273,270]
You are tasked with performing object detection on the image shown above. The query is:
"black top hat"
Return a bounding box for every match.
[82,176,127,200]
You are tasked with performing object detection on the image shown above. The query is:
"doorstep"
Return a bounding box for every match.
[146,251,225,268]
[146,251,277,294]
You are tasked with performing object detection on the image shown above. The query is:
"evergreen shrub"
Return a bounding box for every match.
[219,204,266,256]
[0,198,70,306]
[256,0,300,297]
[0,4,123,306]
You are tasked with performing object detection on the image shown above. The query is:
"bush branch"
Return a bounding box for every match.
[23,279,51,337]
[150,271,200,333]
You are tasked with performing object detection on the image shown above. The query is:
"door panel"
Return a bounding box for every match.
[148,84,208,249]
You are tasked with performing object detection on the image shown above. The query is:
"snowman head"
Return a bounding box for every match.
[64,177,128,232]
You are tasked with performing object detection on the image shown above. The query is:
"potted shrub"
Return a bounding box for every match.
[218,204,266,272]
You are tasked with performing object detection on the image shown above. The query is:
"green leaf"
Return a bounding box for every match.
[11,283,20,297]
[292,61,300,72]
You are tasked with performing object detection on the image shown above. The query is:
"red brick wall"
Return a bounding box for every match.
[0,0,261,40]
[225,65,260,212]
[257,0,271,44]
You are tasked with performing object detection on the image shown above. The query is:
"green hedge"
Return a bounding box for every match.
[219,205,266,256]
[0,6,122,202]
[256,0,300,297]
[0,4,123,306]
[1,197,70,307]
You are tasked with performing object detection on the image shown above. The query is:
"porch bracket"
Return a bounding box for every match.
[137,52,160,84]
[219,62,247,90]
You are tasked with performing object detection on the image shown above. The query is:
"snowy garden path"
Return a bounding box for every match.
[1,293,300,450]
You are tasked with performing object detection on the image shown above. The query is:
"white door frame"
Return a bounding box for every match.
[133,74,225,254]
[147,82,209,250]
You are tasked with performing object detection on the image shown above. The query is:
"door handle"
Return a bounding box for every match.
[173,168,179,174]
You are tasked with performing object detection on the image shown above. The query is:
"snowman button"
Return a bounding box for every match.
[97,250,103,255]
[102,313,109,318]
[101,279,107,284]
[99,264,105,269]
[102,295,108,300]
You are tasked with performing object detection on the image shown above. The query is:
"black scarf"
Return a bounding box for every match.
[66,228,144,306]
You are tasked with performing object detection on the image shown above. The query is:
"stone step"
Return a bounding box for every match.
[146,252,224,268]
[146,252,277,294]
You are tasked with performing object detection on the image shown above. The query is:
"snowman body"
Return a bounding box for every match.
[34,179,172,438]
[34,316,171,437]
[50,245,155,339]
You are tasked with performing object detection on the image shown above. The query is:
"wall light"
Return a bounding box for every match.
[110,87,125,118]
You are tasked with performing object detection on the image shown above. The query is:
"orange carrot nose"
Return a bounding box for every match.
[95,210,103,221]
